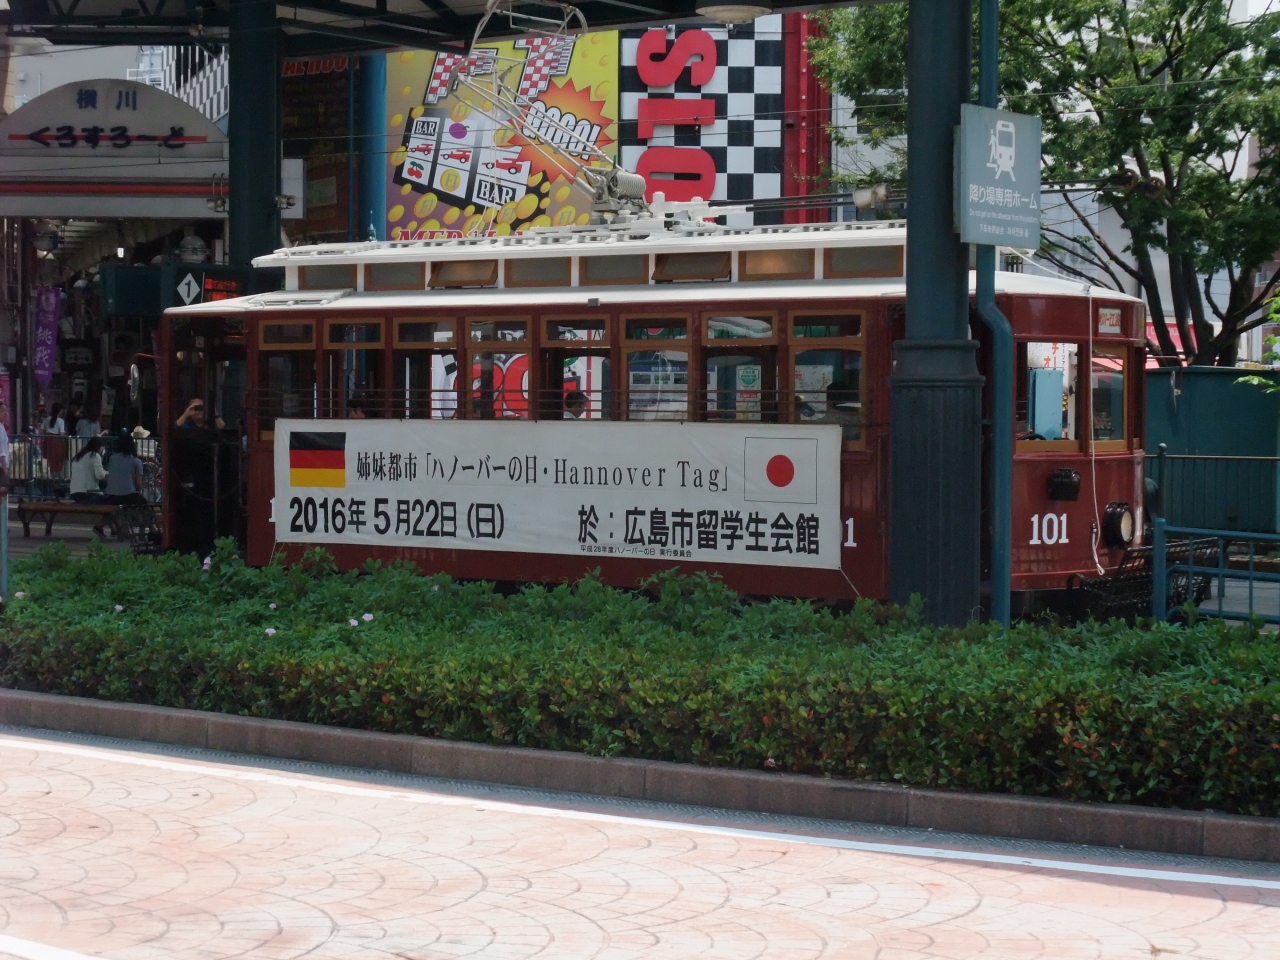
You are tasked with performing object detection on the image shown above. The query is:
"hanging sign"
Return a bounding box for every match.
[33,287,61,385]
[955,103,1041,247]
[274,420,842,569]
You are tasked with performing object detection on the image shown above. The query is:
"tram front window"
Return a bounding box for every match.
[1091,348,1126,442]
[794,349,862,440]
[1016,341,1079,444]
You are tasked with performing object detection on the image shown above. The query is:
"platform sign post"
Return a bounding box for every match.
[956,104,1041,248]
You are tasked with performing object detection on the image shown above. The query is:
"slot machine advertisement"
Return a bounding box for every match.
[383,34,619,239]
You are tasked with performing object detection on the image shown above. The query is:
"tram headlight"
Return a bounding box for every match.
[1102,502,1135,549]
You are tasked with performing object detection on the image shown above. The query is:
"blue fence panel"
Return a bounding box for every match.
[1146,450,1280,533]
[1153,519,1280,625]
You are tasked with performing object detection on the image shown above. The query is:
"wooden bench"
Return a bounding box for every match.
[16,501,118,537]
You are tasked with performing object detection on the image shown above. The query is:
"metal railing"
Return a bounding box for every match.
[1153,519,1280,625]
[249,387,863,427]
[1146,445,1280,533]
[8,434,162,505]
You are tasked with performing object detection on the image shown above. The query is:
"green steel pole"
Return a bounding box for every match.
[975,0,1013,627]
[228,0,281,265]
[889,0,982,625]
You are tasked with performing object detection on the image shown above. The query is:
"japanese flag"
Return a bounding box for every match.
[744,437,818,504]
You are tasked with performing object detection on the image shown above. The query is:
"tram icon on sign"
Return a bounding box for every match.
[987,119,1016,181]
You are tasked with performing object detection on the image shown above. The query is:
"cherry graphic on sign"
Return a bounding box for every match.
[766,455,795,488]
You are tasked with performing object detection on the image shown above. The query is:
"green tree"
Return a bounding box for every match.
[808,0,1280,367]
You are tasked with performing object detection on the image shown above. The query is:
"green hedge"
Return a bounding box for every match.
[2,540,1278,815]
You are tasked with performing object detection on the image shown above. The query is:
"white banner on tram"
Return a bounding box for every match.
[273,420,842,569]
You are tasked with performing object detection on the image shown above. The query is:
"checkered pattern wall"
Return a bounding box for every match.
[159,47,229,126]
[620,17,784,226]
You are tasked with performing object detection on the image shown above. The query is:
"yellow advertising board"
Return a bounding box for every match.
[384,34,619,239]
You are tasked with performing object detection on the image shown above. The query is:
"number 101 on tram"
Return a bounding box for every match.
[161,219,1146,616]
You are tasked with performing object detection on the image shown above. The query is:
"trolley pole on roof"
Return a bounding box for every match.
[889,0,984,625]
[975,0,1014,628]
[228,0,281,266]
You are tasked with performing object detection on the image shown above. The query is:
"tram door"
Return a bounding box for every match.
[164,315,247,556]
[541,317,612,419]
[702,313,778,422]
[323,320,385,418]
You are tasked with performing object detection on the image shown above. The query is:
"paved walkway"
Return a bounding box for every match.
[0,730,1278,959]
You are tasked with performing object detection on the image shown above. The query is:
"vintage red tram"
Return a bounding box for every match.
[160,220,1145,611]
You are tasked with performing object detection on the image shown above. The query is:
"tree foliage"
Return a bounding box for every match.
[808,0,1280,366]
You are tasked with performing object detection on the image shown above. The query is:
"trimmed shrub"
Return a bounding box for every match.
[2,540,1278,815]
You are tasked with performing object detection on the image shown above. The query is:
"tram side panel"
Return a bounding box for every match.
[1010,452,1143,591]
[246,436,873,600]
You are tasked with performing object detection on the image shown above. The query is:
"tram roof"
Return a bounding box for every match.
[170,268,1142,315]
[253,219,913,268]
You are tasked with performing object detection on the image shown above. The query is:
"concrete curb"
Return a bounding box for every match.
[2,687,1277,863]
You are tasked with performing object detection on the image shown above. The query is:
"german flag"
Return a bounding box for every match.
[289,432,346,488]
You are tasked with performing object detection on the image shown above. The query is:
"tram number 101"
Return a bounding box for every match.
[1029,513,1070,545]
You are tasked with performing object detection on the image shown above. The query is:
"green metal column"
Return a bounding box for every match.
[975,0,1013,627]
[358,55,387,242]
[888,0,983,625]
[228,0,280,265]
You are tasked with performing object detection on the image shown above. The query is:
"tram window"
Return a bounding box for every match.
[581,255,648,286]
[627,350,688,420]
[1016,342,1079,445]
[1091,348,1126,443]
[794,349,862,440]
[546,318,608,342]
[506,257,571,288]
[326,322,383,346]
[394,351,458,419]
[395,319,454,345]
[705,353,776,422]
[258,351,317,432]
[469,352,529,419]
[325,347,384,419]
[792,314,862,339]
[624,318,686,340]
[740,248,814,282]
[299,264,357,290]
[366,261,425,291]
[542,353,612,420]
[430,259,498,289]
[261,322,314,347]
[824,245,903,279]
[469,319,528,342]
[653,251,731,283]
[706,315,773,341]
